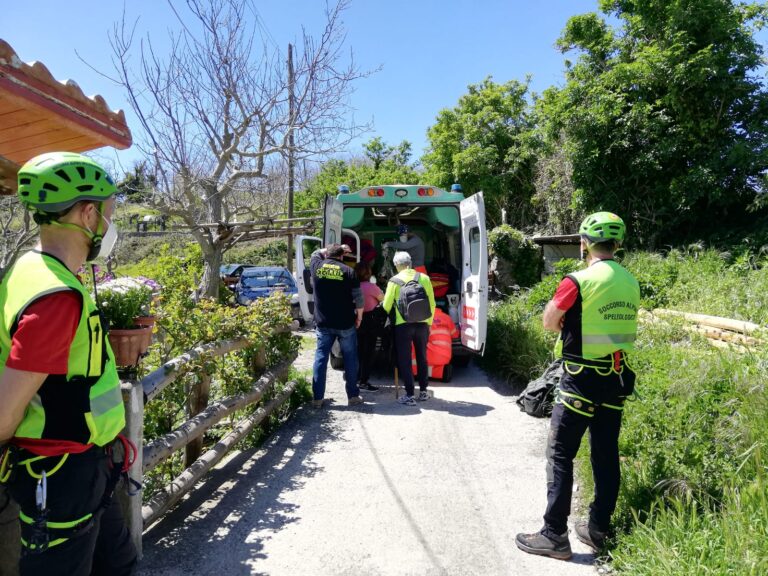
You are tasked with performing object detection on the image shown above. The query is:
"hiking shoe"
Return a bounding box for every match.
[398,395,416,406]
[575,519,606,550]
[348,396,364,406]
[515,530,572,560]
[417,390,429,401]
[312,399,325,409]
[359,382,379,391]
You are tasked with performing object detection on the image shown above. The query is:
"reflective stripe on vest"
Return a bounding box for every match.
[0,252,125,446]
[561,260,640,360]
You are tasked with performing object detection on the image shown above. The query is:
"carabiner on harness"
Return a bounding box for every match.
[27,471,50,554]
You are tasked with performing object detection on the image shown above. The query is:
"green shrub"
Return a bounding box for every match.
[623,248,768,324]
[612,477,768,576]
[225,239,288,267]
[622,251,681,309]
[525,258,581,312]
[488,224,543,288]
[480,295,555,384]
[126,243,300,500]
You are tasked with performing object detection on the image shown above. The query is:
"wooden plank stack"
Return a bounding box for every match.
[641,308,765,352]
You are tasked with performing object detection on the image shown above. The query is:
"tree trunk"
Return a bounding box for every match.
[200,248,223,299]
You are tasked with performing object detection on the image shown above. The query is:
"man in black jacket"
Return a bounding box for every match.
[310,243,364,407]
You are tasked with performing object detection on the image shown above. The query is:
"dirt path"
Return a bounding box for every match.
[137,334,596,575]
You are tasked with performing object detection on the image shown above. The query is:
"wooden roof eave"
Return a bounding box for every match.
[0,38,133,195]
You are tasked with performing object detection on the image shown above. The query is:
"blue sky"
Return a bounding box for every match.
[2,0,603,173]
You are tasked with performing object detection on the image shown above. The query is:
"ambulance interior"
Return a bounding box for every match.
[339,203,463,322]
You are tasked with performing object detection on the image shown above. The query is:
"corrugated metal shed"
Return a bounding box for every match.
[0,39,132,195]
[532,234,581,275]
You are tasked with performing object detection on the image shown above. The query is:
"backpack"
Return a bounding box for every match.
[391,272,431,323]
[516,359,563,418]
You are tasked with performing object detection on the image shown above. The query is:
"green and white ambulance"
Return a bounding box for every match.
[295,184,488,363]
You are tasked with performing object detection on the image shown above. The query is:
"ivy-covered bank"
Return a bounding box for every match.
[482,249,768,574]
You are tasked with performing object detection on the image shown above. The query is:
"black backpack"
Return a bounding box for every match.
[391,272,431,323]
[516,359,563,418]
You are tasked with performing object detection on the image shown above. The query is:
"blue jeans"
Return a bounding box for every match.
[312,326,360,400]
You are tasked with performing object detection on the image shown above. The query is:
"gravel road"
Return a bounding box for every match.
[138,334,597,576]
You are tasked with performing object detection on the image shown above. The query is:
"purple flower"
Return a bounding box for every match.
[136,276,161,291]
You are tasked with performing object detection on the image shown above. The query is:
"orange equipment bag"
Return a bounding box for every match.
[411,308,458,379]
[428,272,450,298]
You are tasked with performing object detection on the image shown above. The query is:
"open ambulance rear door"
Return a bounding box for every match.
[324,195,343,246]
[459,192,488,354]
[294,195,343,324]
[294,235,322,323]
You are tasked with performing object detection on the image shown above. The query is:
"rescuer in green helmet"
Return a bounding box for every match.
[0,152,136,575]
[517,211,640,560]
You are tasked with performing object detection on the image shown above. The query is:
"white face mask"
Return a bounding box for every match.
[399,234,408,242]
[98,216,118,259]
[86,213,118,261]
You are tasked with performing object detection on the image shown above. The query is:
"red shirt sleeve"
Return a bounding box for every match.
[552,277,579,311]
[6,291,82,374]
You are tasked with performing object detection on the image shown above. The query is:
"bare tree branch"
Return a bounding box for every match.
[111,0,368,296]
[0,198,36,277]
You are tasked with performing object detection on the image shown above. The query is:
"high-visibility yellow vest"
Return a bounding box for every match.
[0,251,124,446]
[556,259,640,362]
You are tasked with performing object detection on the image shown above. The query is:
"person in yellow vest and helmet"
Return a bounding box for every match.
[516,212,640,560]
[0,152,137,575]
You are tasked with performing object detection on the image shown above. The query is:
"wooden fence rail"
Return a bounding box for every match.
[141,379,298,528]
[117,329,298,559]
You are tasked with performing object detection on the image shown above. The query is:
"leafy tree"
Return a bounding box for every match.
[362,137,414,169]
[421,77,538,227]
[540,0,768,247]
[295,137,420,213]
[116,162,157,204]
[531,132,581,235]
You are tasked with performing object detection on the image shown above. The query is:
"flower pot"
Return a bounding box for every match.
[133,315,156,329]
[108,326,153,367]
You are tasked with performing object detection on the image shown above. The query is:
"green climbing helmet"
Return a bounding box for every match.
[17,152,116,213]
[579,211,626,244]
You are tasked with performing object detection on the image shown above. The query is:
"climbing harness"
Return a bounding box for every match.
[556,351,637,417]
[1,434,142,555]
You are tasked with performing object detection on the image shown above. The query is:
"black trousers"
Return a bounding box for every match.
[357,311,379,384]
[394,322,429,396]
[542,363,636,538]
[6,447,137,576]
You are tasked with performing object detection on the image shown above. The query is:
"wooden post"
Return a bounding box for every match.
[251,345,270,437]
[286,42,295,273]
[119,380,144,560]
[251,345,267,377]
[185,372,211,467]
[0,483,20,576]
